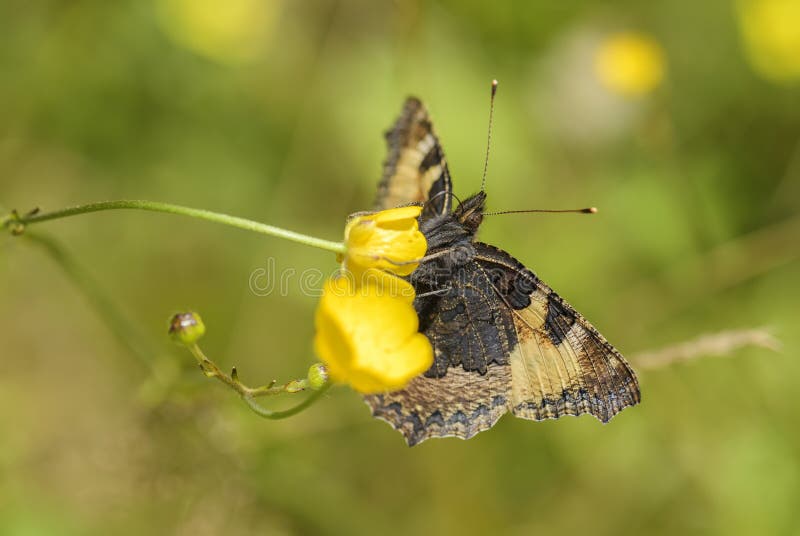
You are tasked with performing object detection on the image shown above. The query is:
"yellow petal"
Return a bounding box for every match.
[343,206,428,276]
[371,205,425,228]
[314,276,434,394]
[326,269,416,303]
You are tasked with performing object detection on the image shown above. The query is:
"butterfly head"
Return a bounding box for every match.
[454,191,487,234]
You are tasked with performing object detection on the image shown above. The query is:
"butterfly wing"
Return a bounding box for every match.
[374,97,452,218]
[473,243,640,423]
[365,243,640,446]
[366,254,517,445]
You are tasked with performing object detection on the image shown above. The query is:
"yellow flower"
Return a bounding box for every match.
[737,0,800,83]
[595,32,666,97]
[314,274,433,393]
[343,206,428,277]
[313,206,432,393]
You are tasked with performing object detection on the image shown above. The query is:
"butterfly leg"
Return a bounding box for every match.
[378,248,452,267]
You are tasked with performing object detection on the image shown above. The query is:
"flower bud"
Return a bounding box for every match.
[168,312,206,346]
[307,363,329,390]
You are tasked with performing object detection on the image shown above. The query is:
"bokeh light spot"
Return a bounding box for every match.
[737,0,800,83]
[157,0,282,64]
[594,31,666,97]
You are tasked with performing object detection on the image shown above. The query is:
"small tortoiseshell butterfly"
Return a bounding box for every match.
[364,92,641,446]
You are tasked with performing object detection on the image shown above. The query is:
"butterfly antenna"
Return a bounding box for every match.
[428,189,464,208]
[480,79,498,193]
[484,207,598,216]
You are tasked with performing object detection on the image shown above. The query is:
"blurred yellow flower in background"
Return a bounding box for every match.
[157,0,282,64]
[343,205,428,277]
[595,32,666,97]
[737,0,800,83]
[314,275,433,394]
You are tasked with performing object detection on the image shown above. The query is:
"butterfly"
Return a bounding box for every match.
[364,95,641,446]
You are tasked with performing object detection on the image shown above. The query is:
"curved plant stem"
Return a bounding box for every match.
[23,232,158,369]
[242,385,331,420]
[8,200,346,254]
[187,343,330,420]
[4,201,337,418]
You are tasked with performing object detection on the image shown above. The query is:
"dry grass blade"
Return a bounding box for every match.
[633,327,782,370]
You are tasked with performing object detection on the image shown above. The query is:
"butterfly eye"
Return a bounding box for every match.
[458,209,483,232]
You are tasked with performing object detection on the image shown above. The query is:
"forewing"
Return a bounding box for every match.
[473,243,641,423]
[374,97,452,217]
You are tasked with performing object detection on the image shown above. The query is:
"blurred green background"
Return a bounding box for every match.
[2,1,799,534]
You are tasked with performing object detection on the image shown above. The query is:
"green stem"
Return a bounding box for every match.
[187,343,329,420]
[242,385,330,420]
[10,200,346,254]
[23,232,158,369]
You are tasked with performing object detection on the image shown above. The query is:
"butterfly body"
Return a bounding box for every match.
[365,97,640,446]
[413,191,484,281]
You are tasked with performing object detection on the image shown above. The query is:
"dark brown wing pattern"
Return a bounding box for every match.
[474,243,640,424]
[374,97,452,217]
[365,243,640,446]
[365,97,639,446]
